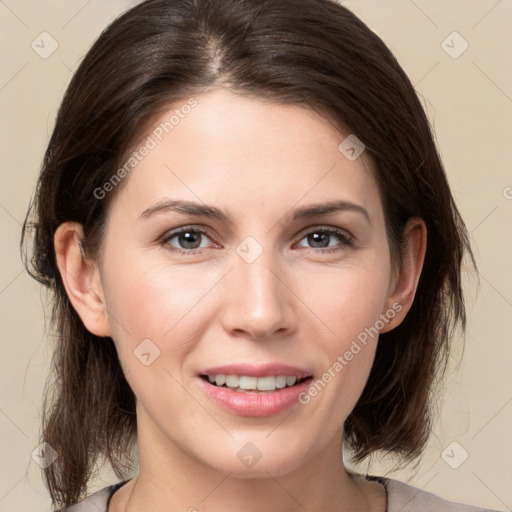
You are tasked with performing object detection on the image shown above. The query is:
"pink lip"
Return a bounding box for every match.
[199,376,312,417]
[199,363,312,379]
[197,363,313,417]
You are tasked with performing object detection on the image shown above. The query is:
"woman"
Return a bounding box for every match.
[21,0,501,510]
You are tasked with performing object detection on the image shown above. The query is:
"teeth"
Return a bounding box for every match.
[215,374,226,386]
[239,376,258,390]
[256,376,276,391]
[275,375,287,388]
[225,375,239,388]
[206,374,304,391]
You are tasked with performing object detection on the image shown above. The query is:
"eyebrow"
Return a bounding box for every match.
[139,199,371,225]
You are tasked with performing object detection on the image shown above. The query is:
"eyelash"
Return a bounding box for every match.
[159,225,354,256]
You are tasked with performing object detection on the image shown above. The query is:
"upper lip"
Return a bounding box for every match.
[199,363,313,379]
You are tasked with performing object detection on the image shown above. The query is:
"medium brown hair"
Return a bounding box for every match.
[22,0,474,507]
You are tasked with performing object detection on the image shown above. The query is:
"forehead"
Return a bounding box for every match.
[108,87,383,226]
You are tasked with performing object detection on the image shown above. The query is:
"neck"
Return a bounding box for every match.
[110,410,385,512]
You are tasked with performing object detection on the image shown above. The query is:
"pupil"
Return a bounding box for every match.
[180,232,200,249]
[309,232,328,248]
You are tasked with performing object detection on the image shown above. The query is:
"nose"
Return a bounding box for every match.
[219,249,297,340]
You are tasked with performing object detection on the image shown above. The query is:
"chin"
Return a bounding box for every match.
[194,436,315,479]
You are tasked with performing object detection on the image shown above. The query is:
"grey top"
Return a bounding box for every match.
[55,477,502,512]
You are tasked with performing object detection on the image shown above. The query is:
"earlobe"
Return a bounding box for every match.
[54,222,112,337]
[380,217,427,334]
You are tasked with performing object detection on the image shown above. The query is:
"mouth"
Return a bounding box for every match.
[197,364,314,417]
[200,374,312,392]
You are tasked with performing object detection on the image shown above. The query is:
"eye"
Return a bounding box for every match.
[160,225,354,256]
[295,227,353,253]
[160,226,216,254]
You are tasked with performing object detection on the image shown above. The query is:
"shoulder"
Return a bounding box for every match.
[382,477,503,512]
[53,480,131,512]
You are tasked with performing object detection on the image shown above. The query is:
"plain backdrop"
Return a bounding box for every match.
[0,1,511,510]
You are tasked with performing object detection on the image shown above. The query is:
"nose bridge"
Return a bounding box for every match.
[221,241,295,338]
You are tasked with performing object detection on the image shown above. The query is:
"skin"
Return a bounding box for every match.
[55,87,426,512]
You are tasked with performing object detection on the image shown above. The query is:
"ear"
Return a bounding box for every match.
[54,222,112,337]
[380,217,427,334]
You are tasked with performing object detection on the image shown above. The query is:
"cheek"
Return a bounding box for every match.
[101,256,223,363]
[292,263,390,415]
[297,259,391,338]
[100,259,221,419]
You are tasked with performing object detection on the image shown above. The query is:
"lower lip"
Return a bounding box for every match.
[199,377,312,417]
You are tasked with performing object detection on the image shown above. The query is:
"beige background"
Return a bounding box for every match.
[0,0,511,510]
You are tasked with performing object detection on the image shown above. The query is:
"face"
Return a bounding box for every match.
[74,88,412,477]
